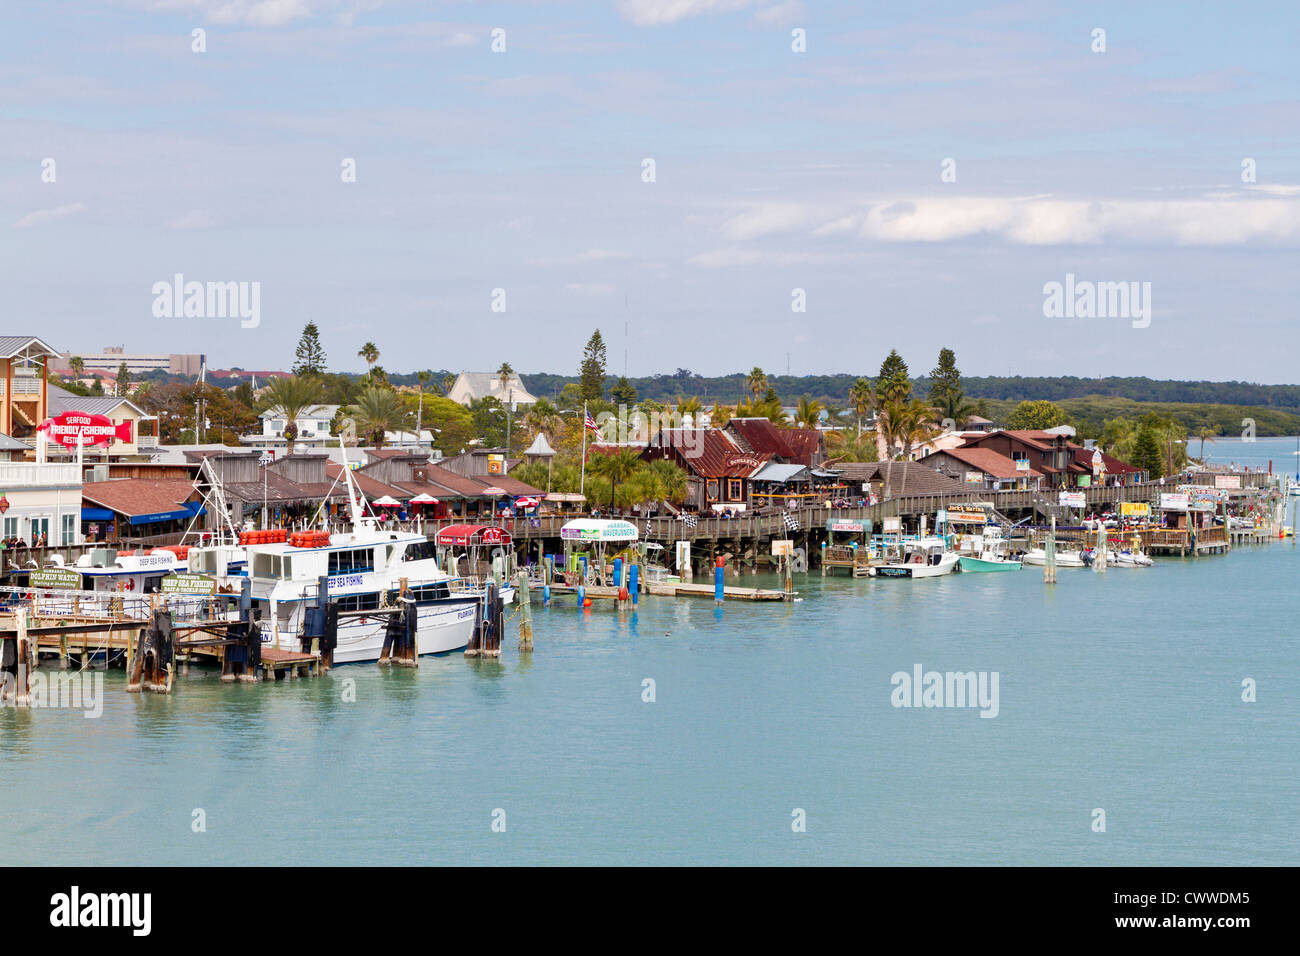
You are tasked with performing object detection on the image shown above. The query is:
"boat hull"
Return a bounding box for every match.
[874,554,958,578]
[958,556,1021,572]
[1021,549,1086,568]
[266,597,479,664]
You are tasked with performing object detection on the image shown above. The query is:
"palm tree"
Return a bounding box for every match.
[893,399,940,462]
[442,373,457,396]
[357,342,379,379]
[588,448,641,509]
[826,430,879,463]
[1196,426,1216,461]
[349,385,409,448]
[524,397,563,440]
[646,458,689,505]
[745,366,768,400]
[674,394,702,426]
[497,362,514,394]
[259,375,323,456]
[69,356,85,379]
[415,370,431,442]
[794,395,824,429]
[848,377,872,438]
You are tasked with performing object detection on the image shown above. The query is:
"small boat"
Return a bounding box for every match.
[871,537,958,578]
[1021,548,1086,568]
[956,527,1021,572]
[1081,547,1153,568]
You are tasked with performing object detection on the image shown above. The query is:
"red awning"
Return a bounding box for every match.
[435,524,512,546]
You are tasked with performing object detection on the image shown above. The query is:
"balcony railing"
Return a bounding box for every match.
[0,462,81,486]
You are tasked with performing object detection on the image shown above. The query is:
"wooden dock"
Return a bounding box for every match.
[648,581,789,601]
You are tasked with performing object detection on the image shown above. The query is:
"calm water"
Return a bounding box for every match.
[4,536,1298,867]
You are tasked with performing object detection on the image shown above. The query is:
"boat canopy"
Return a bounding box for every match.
[560,519,639,542]
[435,524,512,546]
[826,517,872,534]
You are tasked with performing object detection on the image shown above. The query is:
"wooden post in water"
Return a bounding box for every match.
[517,571,533,652]
[1093,522,1107,573]
[1045,516,1057,584]
[13,609,33,706]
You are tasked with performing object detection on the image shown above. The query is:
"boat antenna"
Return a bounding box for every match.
[338,437,375,533]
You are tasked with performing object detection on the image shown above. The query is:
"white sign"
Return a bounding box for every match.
[1015,458,1030,472]
[1160,493,1189,511]
[771,539,794,556]
[1058,491,1086,509]
[1214,475,1240,490]
[883,516,902,533]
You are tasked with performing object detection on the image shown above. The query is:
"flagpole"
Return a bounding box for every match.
[580,401,588,507]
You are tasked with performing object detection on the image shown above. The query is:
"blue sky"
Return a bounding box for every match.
[2,0,1298,381]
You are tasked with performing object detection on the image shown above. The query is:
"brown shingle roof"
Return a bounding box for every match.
[82,479,198,517]
[928,446,1044,480]
[725,418,794,458]
[645,428,770,478]
[832,461,970,496]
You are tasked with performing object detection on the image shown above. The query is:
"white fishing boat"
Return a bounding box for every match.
[201,445,484,663]
[1082,546,1153,568]
[870,537,958,578]
[1021,547,1087,568]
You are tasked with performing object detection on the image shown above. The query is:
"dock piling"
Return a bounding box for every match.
[517,571,533,652]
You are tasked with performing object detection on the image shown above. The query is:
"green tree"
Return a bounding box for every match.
[1132,426,1163,479]
[611,376,638,406]
[1196,425,1216,461]
[578,330,607,402]
[794,395,824,428]
[875,350,911,405]
[1005,400,1069,431]
[357,342,379,372]
[258,375,323,456]
[293,322,327,375]
[928,347,976,426]
[848,376,873,438]
[69,356,85,378]
[746,366,768,399]
[349,385,408,448]
[587,448,641,509]
[115,362,132,396]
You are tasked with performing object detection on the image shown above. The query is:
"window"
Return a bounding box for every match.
[336,592,381,612]
[728,479,743,500]
[62,513,76,545]
[706,480,719,501]
[328,548,375,575]
[3,517,18,539]
[407,582,451,602]
[251,553,293,579]
[403,540,437,562]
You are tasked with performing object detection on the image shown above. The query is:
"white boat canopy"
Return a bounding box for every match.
[560,518,639,542]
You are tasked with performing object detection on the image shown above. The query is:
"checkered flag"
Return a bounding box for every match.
[783,513,800,532]
[682,513,698,529]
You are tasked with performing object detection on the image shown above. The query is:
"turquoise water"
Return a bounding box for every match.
[4,532,1298,866]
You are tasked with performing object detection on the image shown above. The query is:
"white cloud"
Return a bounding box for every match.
[124,0,340,27]
[616,0,755,27]
[716,193,1300,247]
[14,203,87,228]
[753,0,803,26]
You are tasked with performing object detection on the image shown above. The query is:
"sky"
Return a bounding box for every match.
[1,0,1298,382]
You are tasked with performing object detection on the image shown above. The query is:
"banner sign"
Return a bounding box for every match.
[964,471,985,484]
[1160,493,1189,511]
[771,539,794,556]
[1015,459,1030,472]
[30,567,82,589]
[1214,475,1241,490]
[160,572,217,595]
[945,508,987,524]
[38,412,133,448]
[1119,502,1150,517]
[1058,491,1086,508]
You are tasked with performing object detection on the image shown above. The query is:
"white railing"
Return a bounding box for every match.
[0,462,80,486]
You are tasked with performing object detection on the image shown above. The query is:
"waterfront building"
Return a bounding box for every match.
[238,404,340,449]
[445,371,538,408]
[643,427,770,512]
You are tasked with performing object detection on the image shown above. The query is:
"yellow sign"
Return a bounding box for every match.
[1119,502,1150,517]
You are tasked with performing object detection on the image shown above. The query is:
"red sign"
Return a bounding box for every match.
[38,412,133,448]
[0,495,8,514]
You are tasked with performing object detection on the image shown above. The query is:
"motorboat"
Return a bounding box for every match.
[1021,548,1087,568]
[956,527,1021,572]
[871,537,958,578]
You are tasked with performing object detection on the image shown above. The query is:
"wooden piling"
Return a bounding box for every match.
[517,571,533,652]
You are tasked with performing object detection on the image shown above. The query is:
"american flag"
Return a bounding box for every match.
[783,513,800,531]
[584,414,600,434]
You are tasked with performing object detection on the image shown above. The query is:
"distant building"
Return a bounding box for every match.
[445,372,538,408]
[239,404,339,449]
[51,347,204,378]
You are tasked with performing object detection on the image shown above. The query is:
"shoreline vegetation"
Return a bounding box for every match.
[52,331,1300,465]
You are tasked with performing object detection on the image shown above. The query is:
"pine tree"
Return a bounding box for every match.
[579,330,607,402]
[875,349,911,404]
[928,347,960,407]
[611,376,638,406]
[293,323,327,375]
[1132,426,1164,479]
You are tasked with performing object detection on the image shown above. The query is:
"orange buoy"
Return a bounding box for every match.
[583,597,592,608]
